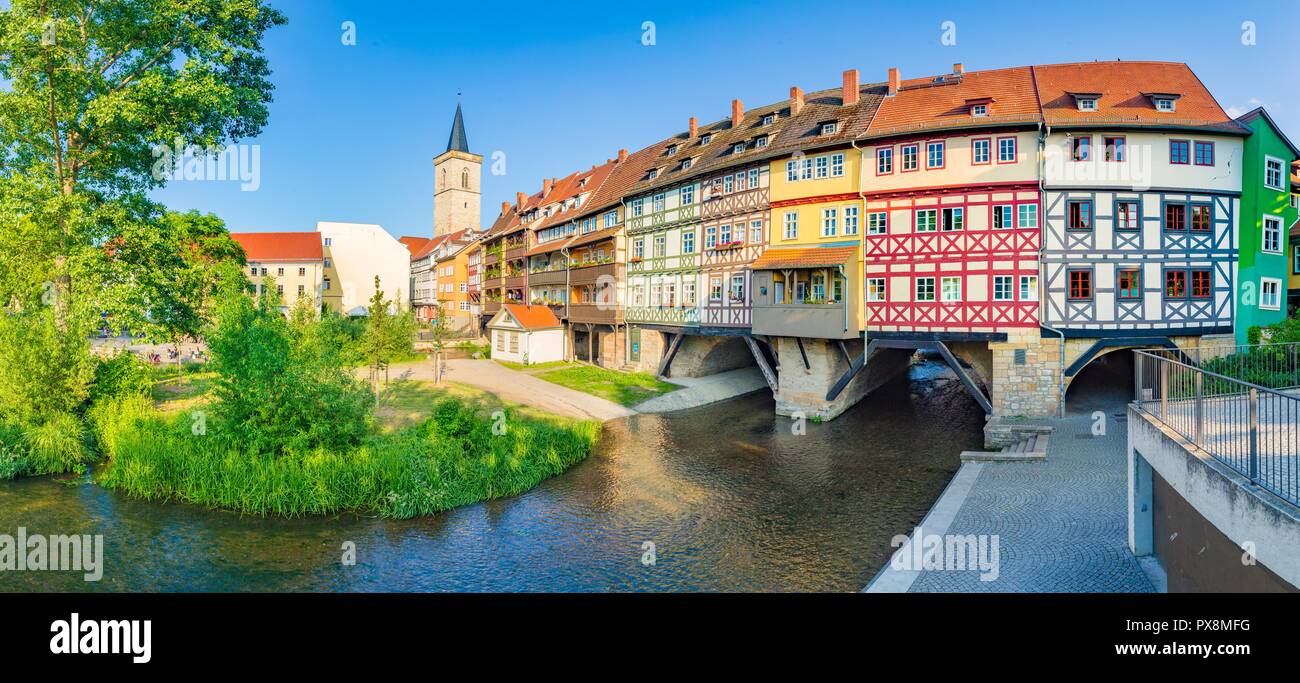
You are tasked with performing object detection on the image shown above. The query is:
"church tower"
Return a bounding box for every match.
[432,101,482,236]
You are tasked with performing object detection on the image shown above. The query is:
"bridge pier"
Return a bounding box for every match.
[773,337,911,420]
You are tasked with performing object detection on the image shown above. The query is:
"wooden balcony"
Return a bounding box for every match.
[569,261,618,286]
[504,243,526,261]
[528,268,567,287]
[482,300,501,316]
[752,301,854,339]
[504,274,525,291]
[567,303,621,325]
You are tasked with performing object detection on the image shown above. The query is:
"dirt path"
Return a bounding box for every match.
[391,358,634,422]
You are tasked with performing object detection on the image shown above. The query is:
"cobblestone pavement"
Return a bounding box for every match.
[906,408,1155,593]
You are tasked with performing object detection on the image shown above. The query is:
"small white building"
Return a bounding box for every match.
[487,304,565,365]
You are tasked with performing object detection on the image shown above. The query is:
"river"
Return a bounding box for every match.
[0,361,984,592]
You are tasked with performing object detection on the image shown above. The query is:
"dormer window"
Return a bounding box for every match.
[682,158,693,170]
[733,142,746,154]
[647,168,658,180]
[1154,98,1175,112]
[755,135,768,149]
[762,114,775,126]
[700,133,713,145]
[666,144,678,156]
[1078,98,1097,111]
[821,122,839,135]
[971,104,988,117]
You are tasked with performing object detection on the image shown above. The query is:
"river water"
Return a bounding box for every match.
[0,361,984,592]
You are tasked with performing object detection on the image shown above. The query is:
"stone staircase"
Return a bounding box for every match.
[960,432,1050,463]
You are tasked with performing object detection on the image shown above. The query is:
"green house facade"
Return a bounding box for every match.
[1234,108,1299,344]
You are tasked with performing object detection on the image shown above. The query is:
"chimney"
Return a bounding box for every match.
[618,148,628,163]
[542,178,553,197]
[953,62,964,75]
[731,99,744,127]
[887,67,900,96]
[790,86,804,116]
[842,69,859,106]
[516,191,526,209]
[689,117,698,138]
[501,201,511,215]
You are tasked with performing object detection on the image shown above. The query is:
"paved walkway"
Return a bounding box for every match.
[868,409,1156,593]
[635,367,768,413]
[394,358,634,422]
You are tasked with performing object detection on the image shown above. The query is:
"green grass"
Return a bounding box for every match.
[92,383,601,518]
[494,359,570,372]
[533,365,679,407]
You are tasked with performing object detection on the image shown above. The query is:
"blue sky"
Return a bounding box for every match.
[148,0,1300,237]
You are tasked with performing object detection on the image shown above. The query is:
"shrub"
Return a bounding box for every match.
[0,309,95,425]
[19,412,88,476]
[89,351,154,404]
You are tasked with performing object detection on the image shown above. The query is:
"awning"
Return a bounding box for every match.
[751,245,858,271]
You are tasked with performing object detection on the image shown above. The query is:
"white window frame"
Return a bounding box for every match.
[1263,215,1284,254]
[821,208,838,237]
[830,153,845,177]
[1019,275,1039,302]
[867,211,887,235]
[940,276,962,302]
[1260,277,1282,311]
[843,206,859,235]
[866,278,887,302]
[915,277,936,303]
[915,209,938,233]
[972,138,990,164]
[1017,204,1039,229]
[783,211,798,240]
[993,275,1014,302]
[1264,156,1285,191]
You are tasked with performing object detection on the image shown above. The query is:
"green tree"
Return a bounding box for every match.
[360,276,414,402]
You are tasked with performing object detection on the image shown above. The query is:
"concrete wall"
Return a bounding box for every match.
[774,338,910,420]
[1128,405,1300,592]
[317,221,412,316]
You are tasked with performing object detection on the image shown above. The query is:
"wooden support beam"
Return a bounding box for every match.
[935,341,993,415]
[836,340,852,367]
[826,340,879,401]
[743,335,780,395]
[795,337,810,371]
[657,332,684,379]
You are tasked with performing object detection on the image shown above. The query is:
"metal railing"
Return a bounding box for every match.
[1134,344,1300,508]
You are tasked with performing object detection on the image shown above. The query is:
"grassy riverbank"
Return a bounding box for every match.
[93,380,600,518]
[533,365,678,407]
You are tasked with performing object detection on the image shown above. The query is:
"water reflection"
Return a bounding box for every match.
[0,361,983,592]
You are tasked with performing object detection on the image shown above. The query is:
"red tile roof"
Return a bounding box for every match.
[230,232,323,262]
[864,66,1039,139]
[751,245,858,270]
[1032,61,1240,131]
[501,304,562,330]
[399,236,432,255]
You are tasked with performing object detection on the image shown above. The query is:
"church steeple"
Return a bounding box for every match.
[446,101,470,154]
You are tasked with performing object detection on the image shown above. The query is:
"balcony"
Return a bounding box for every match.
[482,300,501,316]
[504,242,526,261]
[752,301,854,339]
[529,268,567,287]
[567,303,621,325]
[569,261,617,286]
[626,306,698,326]
[504,274,525,291]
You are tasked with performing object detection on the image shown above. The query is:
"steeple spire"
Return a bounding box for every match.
[446,99,470,154]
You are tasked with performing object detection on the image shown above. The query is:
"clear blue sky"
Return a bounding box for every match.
[150,0,1300,237]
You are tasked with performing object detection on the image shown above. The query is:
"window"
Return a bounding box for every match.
[653,235,666,257]
[705,226,717,250]
[719,223,732,244]
[684,282,696,306]
[993,275,1013,301]
[750,220,763,244]
[730,275,746,304]
[1190,204,1212,232]
[249,266,258,276]
[915,277,936,302]
[682,230,695,254]
[1164,270,1186,298]
[323,238,332,247]
[297,284,305,296]
[821,208,838,237]
[877,147,893,174]
[709,277,722,302]
[1261,278,1282,310]
[260,267,268,276]
[633,239,644,259]
[972,104,988,117]
[1116,201,1140,231]
[755,136,768,149]
[298,267,306,276]
[1104,136,1125,162]
[1070,136,1091,162]
[724,175,734,193]
[900,144,919,171]
[830,153,845,177]
[733,142,746,155]
[652,193,666,213]
[786,160,799,182]
[276,284,283,295]
[604,211,618,229]
[1164,203,1187,231]
[1017,204,1039,229]
[972,138,990,165]
[700,134,712,145]
[1190,269,1212,299]
[666,144,678,156]
[1068,270,1092,300]
[941,207,964,231]
[632,286,644,306]
[1170,140,1190,165]
[762,114,775,126]
[680,185,694,205]
[748,168,759,188]
[926,141,945,169]
[496,331,505,352]
[915,209,938,233]
[1019,275,1039,301]
[867,211,888,235]
[940,276,962,302]
[1117,269,1141,299]
[1263,215,1283,253]
[647,169,658,180]
[632,198,644,217]
[783,211,798,239]
[843,207,859,235]
[1154,98,1175,112]
[1077,97,1097,112]
[821,122,838,135]
[1295,245,1300,274]
[998,137,1017,163]
[460,302,469,311]
[1194,141,1214,166]
[509,332,519,354]
[1265,157,1285,191]
[1067,200,1092,230]
[815,156,828,179]
[323,277,331,291]
[993,205,1014,229]
[867,278,887,302]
